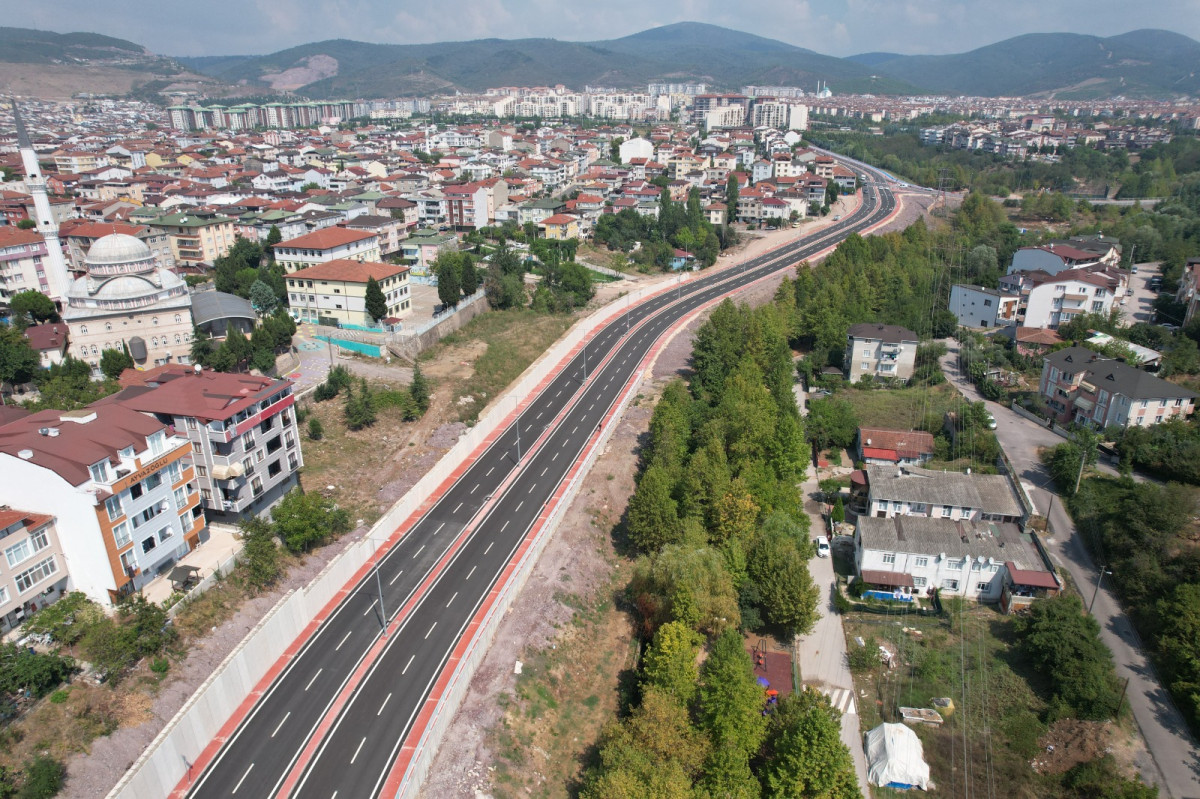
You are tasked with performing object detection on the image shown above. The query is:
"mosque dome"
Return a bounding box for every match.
[85,233,155,270]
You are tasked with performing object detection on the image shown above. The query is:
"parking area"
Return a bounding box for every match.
[1120,262,1165,325]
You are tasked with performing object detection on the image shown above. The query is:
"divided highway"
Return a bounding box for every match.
[186,170,897,799]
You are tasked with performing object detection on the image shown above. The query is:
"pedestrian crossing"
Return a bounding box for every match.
[822,687,857,716]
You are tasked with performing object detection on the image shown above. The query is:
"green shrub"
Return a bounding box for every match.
[150,657,170,675]
[831,589,851,614]
[306,417,324,441]
[847,637,879,672]
[17,755,65,799]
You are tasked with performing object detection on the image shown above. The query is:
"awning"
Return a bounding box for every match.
[1073,397,1096,411]
[1005,562,1059,589]
[861,570,915,588]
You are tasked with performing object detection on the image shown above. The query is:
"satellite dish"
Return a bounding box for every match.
[194,363,202,374]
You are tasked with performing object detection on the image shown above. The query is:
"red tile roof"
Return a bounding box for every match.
[858,428,935,459]
[113,367,291,423]
[23,324,68,353]
[0,508,53,532]
[288,258,408,283]
[274,227,377,251]
[0,227,44,248]
[540,214,578,226]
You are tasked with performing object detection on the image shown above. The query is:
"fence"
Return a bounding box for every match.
[165,549,242,621]
[386,290,488,362]
[1010,400,1053,428]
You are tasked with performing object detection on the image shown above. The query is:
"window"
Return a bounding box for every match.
[168,461,182,482]
[175,314,182,323]
[252,477,263,496]
[200,489,212,501]
[882,553,896,565]
[174,487,186,507]
[157,527,172,544]
[288,452,298,471]
[976,582,990,592]
[152,317,158,326]
[192,441,203,454]
[106,496,124,521]
[141,536,157,554]
[861,361,869,371]
[90,461,110,483]
[941,579,959,591]
[243,433,255,452]
[914,556,928,568]
[148,431,166,455]
[130,482,144,500]
[0,586,7,604]
[952,558,965,570]
[941,505,952,518]
[186,417,197,430]
[113,522,131,548]
[14,556,57,593]
[120,550,137,576]
[196,465,207,477]
[912,576,927,588]
[5,538,33,568]
[144,472,162,491]
[267,459,282,477]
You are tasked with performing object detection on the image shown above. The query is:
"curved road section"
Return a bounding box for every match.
[184,171,897,799]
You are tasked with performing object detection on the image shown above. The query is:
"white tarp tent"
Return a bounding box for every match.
[865,723,930,790]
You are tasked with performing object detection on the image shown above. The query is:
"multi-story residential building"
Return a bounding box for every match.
[272,227,382,274]
[844,323,919,382]
[113,367,304,518]
[150,210,237,265]
[0,227,54,310]
[1017,272,1116,328]
[444,182,490,230]
[0,509,69,634]
[1039,346,1197,429]
[60,220,175,271]
[286,259,411,327]
[399,230,458,278]
[861,464,1026,524]
[0,404,204,605]
[539,214,580,241]
[53,151,107,174]
[854,514,1054,602]
[948,284,1021,328]
[343,215,407,256]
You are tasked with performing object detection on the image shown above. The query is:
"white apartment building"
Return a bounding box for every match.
[844,323,920,382]
[0,405,204,606]
[948,284,1021,328]
[272,227,382,274]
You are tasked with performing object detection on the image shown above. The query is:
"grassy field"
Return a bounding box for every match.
[843,604,1142,798]
[422,309,575,422]
[840,382,965,432]
[488,567,637,799]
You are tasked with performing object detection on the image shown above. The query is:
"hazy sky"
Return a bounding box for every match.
[7,0,1200,57]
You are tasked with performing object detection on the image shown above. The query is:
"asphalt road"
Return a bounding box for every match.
[186,175,897,799]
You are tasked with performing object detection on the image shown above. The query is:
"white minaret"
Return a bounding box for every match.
[12,98,71,303]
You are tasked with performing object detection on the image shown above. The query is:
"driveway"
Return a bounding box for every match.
[939,338,1200,798]
[1121,263,1164,326]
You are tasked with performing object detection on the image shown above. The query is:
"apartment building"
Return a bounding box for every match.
[0,405,203,605]
[1039,346,1197,429]
[844,323,919,382]
[150,210,237,265]
[948,284,1021,328]
[0,509,69,634]
[272,227,382,274]
[60,220,175,271]
[113,367,304,518]
[286,259,411,327]
[0,227,54,308]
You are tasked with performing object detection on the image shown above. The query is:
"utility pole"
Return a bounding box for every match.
[1088,567,1112,614]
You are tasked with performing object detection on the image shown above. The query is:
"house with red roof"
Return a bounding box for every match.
[855,427,936,466]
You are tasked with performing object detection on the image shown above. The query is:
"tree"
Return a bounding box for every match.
[559,261,594,306]
[239,517,281,590]
[343,379,377,430]
[1013,594,1122,719]
[16,218,36,230]
[190,326,215,367]
[697,629,768,758]
[435,252,462,308]
[748,513,820,634]
[761,690,862,799]
[409,363,431,414]
[805,397,860,451]
[0,325,40,388]
[248,279,278,316]
[630,545,740,637]
[98,346,134,381]
[641,621,702,704]
[725,175,740,221]
[307,417,324,440]
[459,257,480,296]
[0,643,74,699]
[265,225,282,263]
[17,755,66,799]
[364,275,388,323]
[271,488,351,553]
[8,290,58,328]
[625,464,682,553]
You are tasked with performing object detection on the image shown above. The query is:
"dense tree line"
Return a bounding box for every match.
[582,298,856,797]
[1068,475,1200,731]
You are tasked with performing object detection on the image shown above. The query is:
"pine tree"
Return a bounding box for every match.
[364,275,388,322]
[435,253,461,308]
[409,363,430,414]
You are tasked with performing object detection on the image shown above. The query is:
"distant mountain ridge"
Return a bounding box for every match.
[2,23,1198,102]
[177,22,919,98]
[848,29,1200,99]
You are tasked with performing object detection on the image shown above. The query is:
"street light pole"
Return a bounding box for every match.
[372,535,388,636]
[1088,567,1112,614]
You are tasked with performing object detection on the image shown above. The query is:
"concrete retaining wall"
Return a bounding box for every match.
[108,270,696,799]
[1010,401,1054,429]
[387,290,488,362]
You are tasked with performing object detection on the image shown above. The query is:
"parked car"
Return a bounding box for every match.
[814,538,831,558]
[985,413,997,430]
